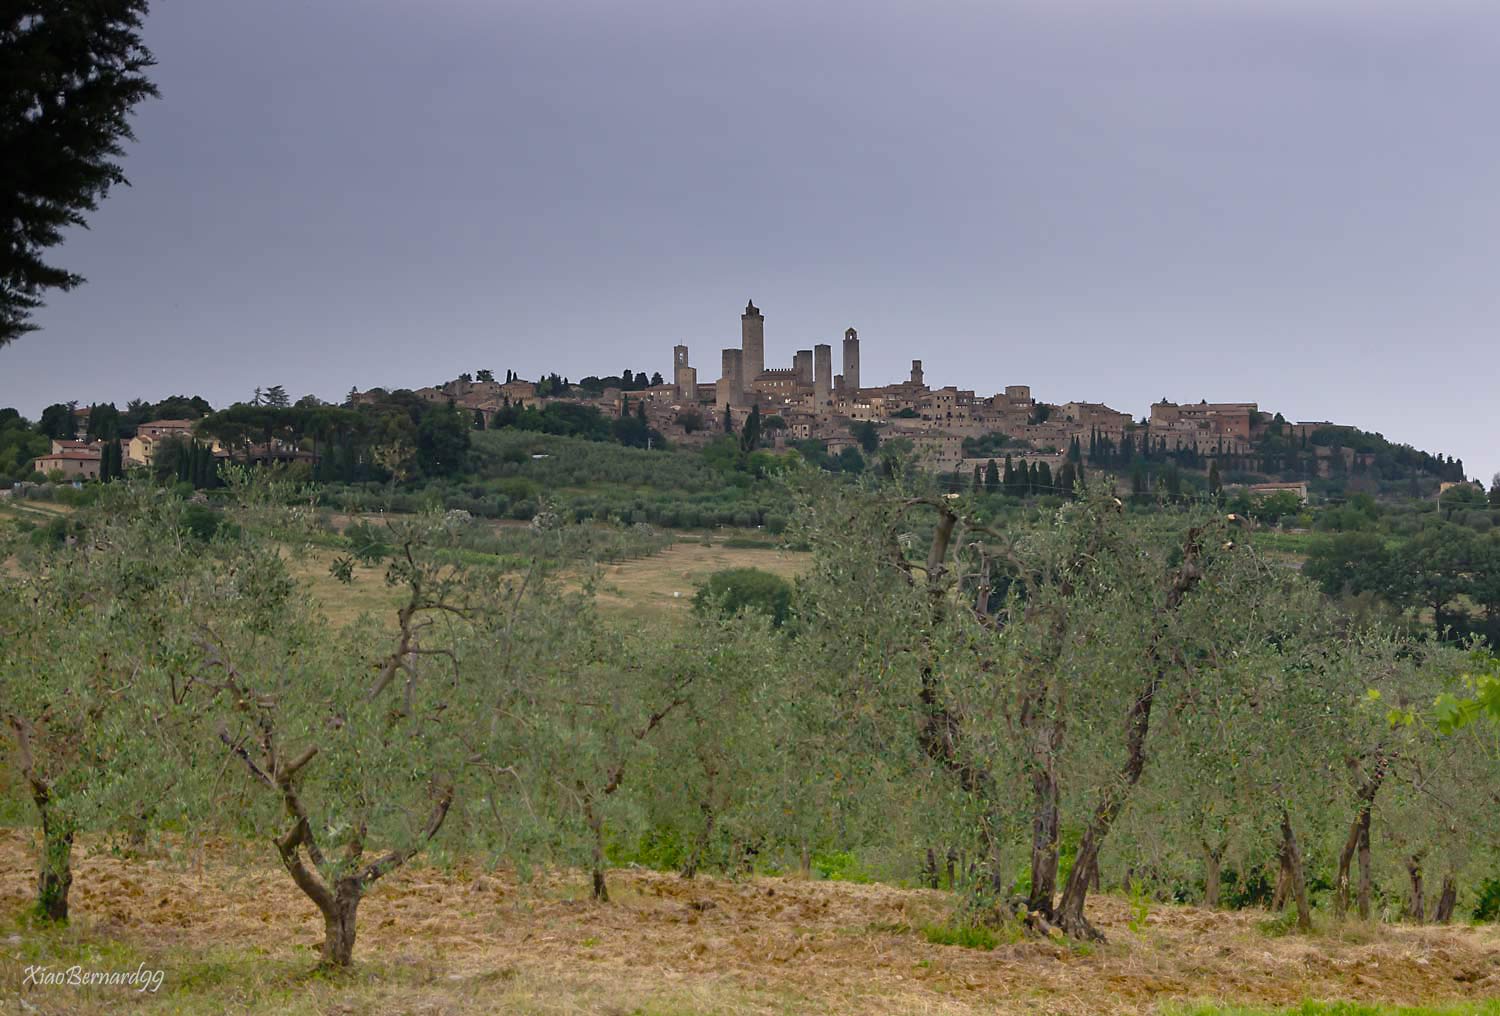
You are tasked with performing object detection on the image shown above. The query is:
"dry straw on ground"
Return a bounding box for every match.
[2,830,1497,1014]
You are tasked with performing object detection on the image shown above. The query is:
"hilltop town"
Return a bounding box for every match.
[3,299,1473,502]
[363,299,1465,498]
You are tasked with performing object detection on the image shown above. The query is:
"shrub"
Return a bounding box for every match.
[692,568,793,627]
[1474,876,1500,922]
[343,520,391,563]
[812,850,873,883]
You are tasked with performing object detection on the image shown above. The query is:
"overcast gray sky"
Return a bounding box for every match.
[3,0,1495,480]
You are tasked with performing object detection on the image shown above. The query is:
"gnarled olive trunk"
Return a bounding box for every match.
[1334,753,1388,922]
[319,881,362,968]
[1026,729,1062,916]
[1356,810,1374,920]
[8,717,72,923]
[1203,841,1224,909]
[680,803,715,881]
[1406,853,1426,923]
[1334,822,1358,921]
[585,800,609,902]
[36,810,75,923]
[1279,810,1312,932]
[1433,874,1457,924]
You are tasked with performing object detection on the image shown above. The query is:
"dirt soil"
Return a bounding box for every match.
[2,831,1498,1015]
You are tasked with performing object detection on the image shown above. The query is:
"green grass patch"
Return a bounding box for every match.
[1247,530,1317,557]
[920,922,999,950]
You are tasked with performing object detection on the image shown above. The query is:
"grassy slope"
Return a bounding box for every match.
[284,530,810,628]
[2,830,1497,1016]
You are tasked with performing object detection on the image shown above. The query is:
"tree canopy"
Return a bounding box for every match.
[1,1,158,345]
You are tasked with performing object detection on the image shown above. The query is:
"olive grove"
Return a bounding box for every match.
[2,468,1497,971]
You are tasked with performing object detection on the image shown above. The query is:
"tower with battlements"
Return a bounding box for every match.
[793,349,812,384]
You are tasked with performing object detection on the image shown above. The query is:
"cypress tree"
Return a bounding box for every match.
[1208,460,1222,496]
[1001,455,1015,495]
[740,405,761,452]
[972,464,983,492]
[984,459,1000,494]
[636,399,646,422]
[1038,461,1052,495]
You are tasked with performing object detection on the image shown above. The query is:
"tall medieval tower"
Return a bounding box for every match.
[842,328,860,394]
[741,300,764,382]
[673,344,696,402]
[814,344,832,406]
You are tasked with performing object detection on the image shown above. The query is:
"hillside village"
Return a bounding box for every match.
[8,299,1474,501]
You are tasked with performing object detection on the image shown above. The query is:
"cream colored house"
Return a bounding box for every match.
[32,449,102,480]
[128,419,201,466]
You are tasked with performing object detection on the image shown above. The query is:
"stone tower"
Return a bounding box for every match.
[842,328,860,394]
[793,349,813,384]
[717,348,743,408]
[673,344,696,402]
[910,359,924,387]
[741,300,764,382]
[814,344,832,407]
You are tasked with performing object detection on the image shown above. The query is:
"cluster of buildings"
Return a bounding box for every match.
[400,300,1349,483]
[30,419,206,480]
[28,301,1356,492]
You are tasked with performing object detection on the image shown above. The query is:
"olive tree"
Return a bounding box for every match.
[793,471,1334,938]
[0,484,258,921]
[191,509,559,967]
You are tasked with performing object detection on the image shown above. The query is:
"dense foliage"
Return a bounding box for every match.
[1,1,158,344]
